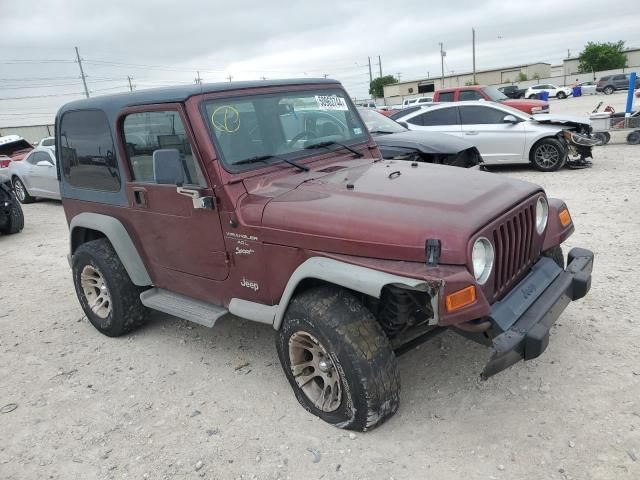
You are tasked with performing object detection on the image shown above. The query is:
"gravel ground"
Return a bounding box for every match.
[1,92,639,480]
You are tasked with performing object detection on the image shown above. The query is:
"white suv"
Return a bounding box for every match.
[525,84,572,99]
[404,96,432,106]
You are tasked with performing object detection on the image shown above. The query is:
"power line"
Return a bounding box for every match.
[0,59,75,64]
[0,92,84,101]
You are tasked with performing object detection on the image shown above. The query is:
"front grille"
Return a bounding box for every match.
[492,203,536,299]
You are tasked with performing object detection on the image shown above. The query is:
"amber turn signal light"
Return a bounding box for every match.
[446,286,477,312]
[559,208,572,227]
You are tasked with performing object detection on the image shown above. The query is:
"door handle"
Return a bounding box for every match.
[465,131,479,135]
[132,187,147,208]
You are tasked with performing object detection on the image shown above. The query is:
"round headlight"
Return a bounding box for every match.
[536,197,549,234]
[472,237,494,285]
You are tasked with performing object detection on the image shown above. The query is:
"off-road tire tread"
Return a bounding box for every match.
[1,197,24,234]
[72,238,147,337]
[277,286,400,431]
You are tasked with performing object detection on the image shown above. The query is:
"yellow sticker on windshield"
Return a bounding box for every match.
[211,106,240,133]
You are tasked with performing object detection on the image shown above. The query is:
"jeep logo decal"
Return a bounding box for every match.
[522,284,537,300]
[241,278,259,291]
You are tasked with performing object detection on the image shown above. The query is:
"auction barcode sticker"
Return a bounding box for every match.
[315,95,349,111]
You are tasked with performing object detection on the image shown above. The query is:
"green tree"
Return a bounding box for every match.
[369,75,398,98]
[517,72,528,82]
[578,41,627,73]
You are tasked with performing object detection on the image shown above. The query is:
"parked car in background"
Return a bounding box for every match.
[0,181,24,235]
[9,147,60,203]
[0,135,33,162]
[391,101,596,171]
[432,86,549,114]
[498,85,526,99]
[404,96,432,107]
[357,108,482,167]
[37,136,56,148]
[525,84,572,99]
[596,74,640,94]
[576,81,597,95]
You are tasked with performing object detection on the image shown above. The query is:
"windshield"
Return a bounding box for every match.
[482,86,509,101]
[203,88,368,172]
[41,138,55,146]
[357,108,406,134]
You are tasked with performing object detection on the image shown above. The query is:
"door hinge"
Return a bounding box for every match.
[176,186,215,210]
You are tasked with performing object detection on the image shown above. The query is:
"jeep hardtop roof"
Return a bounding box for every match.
[57,78,341,117]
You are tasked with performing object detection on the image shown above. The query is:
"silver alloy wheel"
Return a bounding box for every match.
[80,265,112,319]
[534,143,561,168]
[288,331,342,412]
[13,179,25,202]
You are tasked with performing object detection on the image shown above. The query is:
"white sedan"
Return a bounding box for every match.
[9,147,60,203]
[392,101,592,171]
[577,81,597,95]
[525,84,572,99]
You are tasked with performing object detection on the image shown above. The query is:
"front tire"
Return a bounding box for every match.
[72,238,148,337]
[557,91,566,99]
[603,86,614,95]
[530,138,567,172]
[543,246,564,269]
[592,132,610,145]
[276,286,400,431]
[12,177,35,204]
[626,131,640,145]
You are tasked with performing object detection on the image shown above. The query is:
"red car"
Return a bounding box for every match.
[432,85,549,115]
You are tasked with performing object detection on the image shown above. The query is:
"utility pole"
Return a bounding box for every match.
[368,56,373,83]
[439,42,446,88]
[396,72,401,81]
[194,71,202,84]
[377,55,382,78]
[472,28,476,85]
[567,49,571,58]
[127,75,134,92]
[226,74,233,82]
[260,76,267,80]
[75,46,89,98]
[323,73,329,78]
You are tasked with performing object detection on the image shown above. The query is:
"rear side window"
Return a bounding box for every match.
[59,110,120,192]
[408,107,458,126]
[459,90,483,101]
[438,92,454,102]
[459,106,507,124]
[122,110,206,186]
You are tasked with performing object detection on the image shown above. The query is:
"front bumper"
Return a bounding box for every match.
[481,247,594,379]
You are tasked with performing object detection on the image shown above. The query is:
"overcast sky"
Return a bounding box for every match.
[1,0,639,128]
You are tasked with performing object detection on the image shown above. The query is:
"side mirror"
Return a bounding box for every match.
[503,115,519,124]
[36,160,53,167]
[397,121,409,129]
[152,149,184,185]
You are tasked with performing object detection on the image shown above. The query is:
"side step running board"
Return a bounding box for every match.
[140,288,228,328]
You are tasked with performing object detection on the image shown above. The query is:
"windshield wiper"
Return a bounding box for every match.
[305,140,364,158]
[234,154,309,172]
[369,130,396,135]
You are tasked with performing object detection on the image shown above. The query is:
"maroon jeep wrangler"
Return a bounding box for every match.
[56,79,593,431]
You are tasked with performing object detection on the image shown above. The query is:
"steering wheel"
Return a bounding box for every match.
[287,130,318,147]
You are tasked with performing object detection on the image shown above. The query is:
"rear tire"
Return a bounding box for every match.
[592,132,610,145]
[626,131,640,145]
[603,86,614,95]
[557,91,566,99]
[276,285,400,431]
[0,196,24,234]
[12,177,35,204]
[530,138,567,172]
[72,238,148,337]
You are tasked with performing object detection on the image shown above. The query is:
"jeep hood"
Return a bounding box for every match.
[257,160,541,265]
